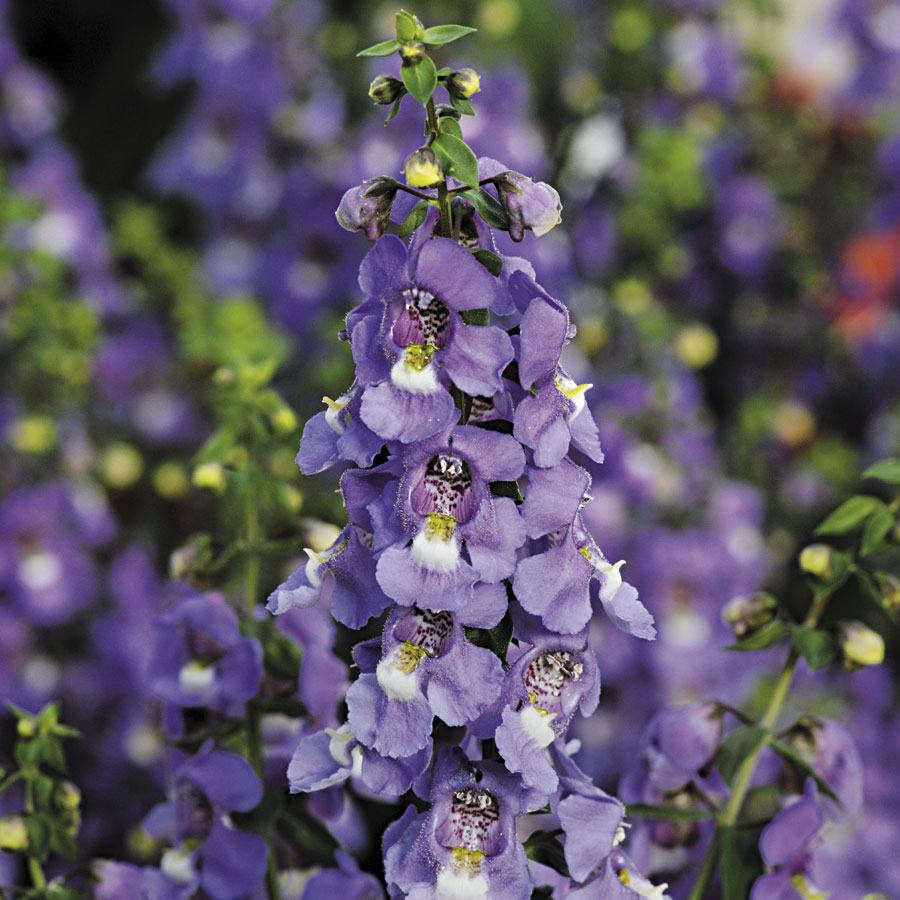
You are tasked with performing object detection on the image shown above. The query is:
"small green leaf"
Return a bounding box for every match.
[356,38,401,58]
[460,308,490,325]
[815,495,881,536]
[436,66,453,77]
[862,458,900,484]
[401,55,438,104]
[471,248,503,276]
[450,95,476,116]
[624,803,714,822]
[395,11,420,42]
[432,133,479,188]
[792,625,835,670]
[861,503,894,556]
[715,725,767,786]
[438,116,464,140]
[384,96,403,124]
[26,812,53,862]
[719,825,765,900]
[489,611,513,658]
[421,24,477,47]
[726,618,791,652]
[490,480,523,502]
[400,200,430,237]
[463,188,508,229]
[768,740,841,804]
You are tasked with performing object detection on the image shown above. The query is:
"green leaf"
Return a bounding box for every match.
[401,55,438,104]
[726,618,791,652]
[624,803,714,822]
[384,96,403,124]
[450,95,476,116]
[715,725,767,786]
[460,308,490,325]
[862,458,900,484]
[356,38,401,58]
[400,201,430,237]
[815,495,881,535]
[768,740,841,804]
[26,812,52,862]
[462,188,508,229]
[432,132,479,187]
[421,24,477,47]
[792,625,835,670]
[438,116,463,140]
[395,11,420,42]
[489,611,513,658]
[861,503,894,556]
[719,825,764,900]
[523,830,569,877]
[471,248,503,276]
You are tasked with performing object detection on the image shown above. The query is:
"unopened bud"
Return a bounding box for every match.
[875,573,899,615]
[447,68,481,99]
[404,147,443,188]
[281,485,304,514]
[10,415,57,454]
[399,41,425,65]
[368,74,405,105]
[271,406,298,434]
[153,462,189,499]
[100,442,144,490]
[0,815,28,851]
[55,781,81,811]
[17,718,36,738]
[436,104,461,120]
[839,621,884,670]
[799,543,832,578]
[722,592,778,638]
[169,534,212,581]
[192,461,227,494]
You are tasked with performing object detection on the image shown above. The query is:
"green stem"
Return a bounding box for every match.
[425,97,453,237]
[687,590,833,899]
[24,781,46,891]
[243,484,281,900]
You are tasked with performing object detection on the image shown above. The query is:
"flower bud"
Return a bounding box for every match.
[100,442,144,489]
[17,717,36,738]
[271,406,298,434]
[722,592,778,638]
[192,461,227,494]
[0,815,28,851]
[335,177,398,241]
[153,462,189,499]
[55,780,81,811]
[447,68,481,99]
[799,543,832,578]
[876,573,899,615]
[368,74,405,105]
[399,41,425,65]
[489,166,562,241]
[10,414,57,454]
[839,621,884,670]
[168,534,212,580]
[404,147,443,188]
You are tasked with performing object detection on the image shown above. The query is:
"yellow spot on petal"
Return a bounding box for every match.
[450,847,485,873]
[425,512,457,541]
[395,641,431,674]
[403,342,438,372]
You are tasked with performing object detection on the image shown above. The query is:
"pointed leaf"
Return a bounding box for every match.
[792,625,835,670]
[438,116,464,140]
[726,619,790,652]
[451,95,476,116]
[421,24,477,47]
[384,96,403,124]
[862,458,900,484]
[860,503,894,556]
[815,495,880,535]
[768,740,841,805]
[625,803,714,822]
[716,725,766,786]
[401,55,438,104]
[357,38,401,57]
[471,248,503,276]
[395,11,420,42]
[399,201,430,237]
[463,188,508,228]
[432,132,479,188]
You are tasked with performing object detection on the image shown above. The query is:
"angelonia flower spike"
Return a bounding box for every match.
[269,11,665,897]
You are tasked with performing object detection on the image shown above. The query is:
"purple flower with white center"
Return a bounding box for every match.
[478,156,562,242]
[350,234,513,444]
[149,590,263,717]
[375,426,526,612]
[384,748,539,899]
[513,461,653,636]
[295,384,385,474]
[287,723,432,801]
[492,628,600,793]
[143,742,267,899]
[750,781,826,900]
[345,598,506,758]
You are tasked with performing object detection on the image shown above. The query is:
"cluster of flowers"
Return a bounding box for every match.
[265,90,669,889]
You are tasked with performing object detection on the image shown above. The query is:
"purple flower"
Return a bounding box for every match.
[375,426,526,612]
[715,176,781,278]
[149,590,263,717]
[301,850,384,899]
[143,743,267,899]
[351,234,513,444]
[478,157,562,241]
[492,628,600,793]
[384,748,540,899]
[335,177,398,241]
[751,782,825,900]
[345,601,506,757]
